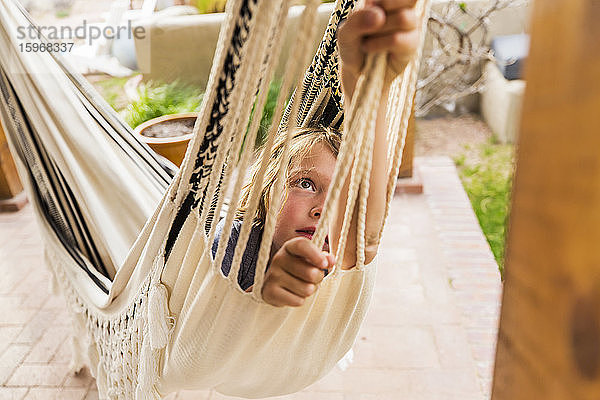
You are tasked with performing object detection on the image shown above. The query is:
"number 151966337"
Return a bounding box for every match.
[19,42,74,53]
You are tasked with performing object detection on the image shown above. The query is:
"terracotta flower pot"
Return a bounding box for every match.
[134,112,198,167]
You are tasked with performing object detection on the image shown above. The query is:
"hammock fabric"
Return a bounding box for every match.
[0,0,430,398]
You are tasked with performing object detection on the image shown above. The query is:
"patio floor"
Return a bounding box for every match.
[0,156,502,400]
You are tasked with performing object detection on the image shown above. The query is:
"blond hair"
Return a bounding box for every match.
[236,126,341,226]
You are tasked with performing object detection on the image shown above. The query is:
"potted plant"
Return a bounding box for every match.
[124,80,203,166]
[134,112,198,166]
[126,78,283,165]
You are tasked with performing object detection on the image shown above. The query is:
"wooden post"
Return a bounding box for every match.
[395,99,423,194]
[0,120,26,212]
[398,107,415,178]
[492,0,600,399]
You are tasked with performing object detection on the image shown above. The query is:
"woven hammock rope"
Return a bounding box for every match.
[0,0,431,398]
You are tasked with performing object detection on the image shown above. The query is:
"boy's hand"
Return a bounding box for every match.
[262,237,335,307]
[338,0,420,98]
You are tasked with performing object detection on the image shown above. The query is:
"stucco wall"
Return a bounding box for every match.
[134,4,334,88]
[134,1,531,115]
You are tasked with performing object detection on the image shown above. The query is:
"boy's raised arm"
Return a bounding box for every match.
[332,0,419,268]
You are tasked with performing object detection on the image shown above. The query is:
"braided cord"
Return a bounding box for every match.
[215,0,293,284]
[252,0,324,299]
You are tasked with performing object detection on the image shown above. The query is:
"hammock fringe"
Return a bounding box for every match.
[148,283,173,350]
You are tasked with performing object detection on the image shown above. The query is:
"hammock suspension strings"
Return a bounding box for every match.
[252,0,325,296]
[213,0,298,284]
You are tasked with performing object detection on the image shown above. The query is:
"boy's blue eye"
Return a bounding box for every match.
[297,178,315,191]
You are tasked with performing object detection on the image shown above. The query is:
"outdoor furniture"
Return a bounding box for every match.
[480,61,525,144]
[480,34,529,144]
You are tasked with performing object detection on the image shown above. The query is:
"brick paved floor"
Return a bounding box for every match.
[0,156,502,400]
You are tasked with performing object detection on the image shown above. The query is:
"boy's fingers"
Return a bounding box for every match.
[361,29,419,56]
[323,252,336,271]
[262,284,305,307]
[284,259,327,284]
[284,237,329,270]
[372,0,418,11]
[280,275,318,298]
[375,7,418,34]
[338,6,386,46]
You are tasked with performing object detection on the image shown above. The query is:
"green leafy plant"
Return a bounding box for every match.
[256,79,283,147]
[124,81,204,129]
[455,139,515,277]
[55,9,71,18]
[192,0,335,14]
[94,76,131,111]
[237,79,285,157]
[191,0,227,13]
[121,78,284,149]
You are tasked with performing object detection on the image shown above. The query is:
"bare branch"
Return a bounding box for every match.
[416,0,531,117]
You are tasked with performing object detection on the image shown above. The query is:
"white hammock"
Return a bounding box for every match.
[0,0,430,398]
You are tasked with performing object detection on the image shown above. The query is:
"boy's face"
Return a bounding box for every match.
[271,142,336,257]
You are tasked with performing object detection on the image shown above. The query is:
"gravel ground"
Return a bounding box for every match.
[415,113,493,159]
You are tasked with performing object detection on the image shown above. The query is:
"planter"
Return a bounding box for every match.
[0,121,27,211]
[134,112,197,166]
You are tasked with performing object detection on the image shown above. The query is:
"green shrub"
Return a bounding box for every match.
[94,76,131,111]
[192,0,335,14]
[191,0,227,13]
[55,9,70,18]
[455,139,515,277]
[122,78,284,149]
[124,81,204,129]
[255,79,283,147]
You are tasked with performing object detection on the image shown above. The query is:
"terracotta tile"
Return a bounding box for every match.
[340,368,415,397]
[51,337,72,363]
[20,292,51,310]
[10,275,49,298]
[41,295,67,311]
[13,309,59,344]
[290,392,344,400]
[0,344,31,371]
[432,325,477,369]
[375,261,421,286]
[382,327,439,368]
[0,366,17,386]
[7,363,70,386]
[24,327,68,363]
[174,389,212,399]
[0,387,28,400]
[303,366,344,392]
[0,295,24,311]
[24,388,87,400]
[209,391,292,400]
[84,389,99,400]
[0,327,22,353]
[62,366,94,388]
[408,369,483,398]
[0,307,37,327]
